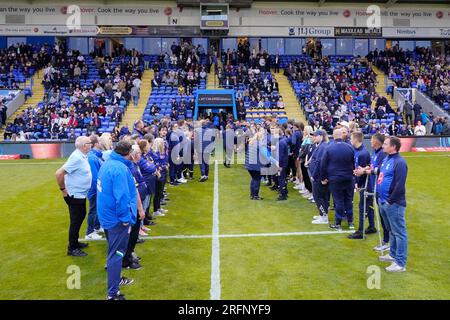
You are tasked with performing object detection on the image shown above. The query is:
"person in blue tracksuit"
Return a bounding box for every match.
[85,135,103,239]
[320,128,355,230]
[139,136,158,226]
[355,133,389,250]
[149,137,169,216]
[223,123,234,168]
[375,136,408,272]
[308,130,330,224]
[123,145,148,270]
[168,122,182,185]
[245,129,275,200]
[348,131,372,239]
[195,119,216,182]
[97,141,137,300]
[275,128,289,201]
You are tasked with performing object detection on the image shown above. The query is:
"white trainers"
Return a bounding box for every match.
[308,195,314,201]
[85,232,103,240]
[293,184,302,190]
[301,192,312,198]
[385,262,406,272]
[374,244,390,252]
[300,189,309,195]
[96,227,104,234]
[159,208,168,213]
[177,178,187,183]
[379,254,395,262]
[153,211,165,217]
[309,199,316,203]
[312,216,328,224]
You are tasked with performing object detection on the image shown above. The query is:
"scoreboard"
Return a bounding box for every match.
[200,3,229,30]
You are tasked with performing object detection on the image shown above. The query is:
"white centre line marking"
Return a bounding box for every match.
[80,229,354,242]
[210,159,221,300]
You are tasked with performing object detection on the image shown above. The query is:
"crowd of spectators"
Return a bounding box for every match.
[369,45,449,110]
[3,42,144,141]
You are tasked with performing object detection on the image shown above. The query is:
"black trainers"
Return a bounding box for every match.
[77,242,89,249]
[199,176,207,182]
[169,181,181,186]
[124,261,142,270]
[348,231,364,239]
[329,224,342,231]
[277,196,288,201]
[365,226,377,234]
[67,248,88,257]
[251,196,264,200]
[136,238,145,244]
[119,277,134,286]
[270,185,278,191]
[107,293,126,300]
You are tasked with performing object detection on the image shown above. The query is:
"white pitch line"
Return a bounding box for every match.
[219,230,354,238]
[210,159,221,301]
[79,230,353,242]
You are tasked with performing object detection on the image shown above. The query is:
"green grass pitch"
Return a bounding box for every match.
[0,152,449,300]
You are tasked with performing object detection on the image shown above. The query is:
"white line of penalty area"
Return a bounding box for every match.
[79,230,354,242]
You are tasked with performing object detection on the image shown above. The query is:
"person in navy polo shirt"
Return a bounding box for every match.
[375,136,408,272]
[320,128,355,231]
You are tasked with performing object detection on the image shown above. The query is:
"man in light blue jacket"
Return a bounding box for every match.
[97,140,137,300]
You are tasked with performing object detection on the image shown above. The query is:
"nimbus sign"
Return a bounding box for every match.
[382,27,450,38]
[289,27,334,37]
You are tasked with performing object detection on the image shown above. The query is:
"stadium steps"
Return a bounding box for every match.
[372,65,398,111]
[274,70,307,123]
[207,56,222,89]
[119,69,154,131]
[0,69,45,141]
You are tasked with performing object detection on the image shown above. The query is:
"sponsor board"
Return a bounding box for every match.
[0,25,98,36]
[383,27,450,38]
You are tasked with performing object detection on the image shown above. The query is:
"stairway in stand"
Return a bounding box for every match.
[372,65,398,110]
[0,69,45,141]
[274,70,307,123]
[118,69,154,130]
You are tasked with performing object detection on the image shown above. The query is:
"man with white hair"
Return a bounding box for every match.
[55,136,93,257]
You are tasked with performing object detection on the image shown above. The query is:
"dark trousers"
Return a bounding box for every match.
[154,180,164,212]
[64,196,87,251]
[279,167,288,197]
[405,114,413,126]
[104,223,130,297]
[312,181,330,216]
[169,158,181,182]
[200,153,210,177]
[274,64,279,73]
[288,156,296,178]
[145,194,153,219]
[248,170,261,197]
[124,216,140,266]
[358,189,375,232]
[86,194,100,235]
[300,162,312,192]
[329,180,354,225]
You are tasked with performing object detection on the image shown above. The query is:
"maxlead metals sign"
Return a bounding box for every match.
[383,27,450,38]
[334,27,382,37]
[289,27,334,37]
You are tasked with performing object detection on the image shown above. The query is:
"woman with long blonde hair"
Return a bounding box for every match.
[99,133,113,161]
